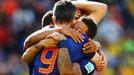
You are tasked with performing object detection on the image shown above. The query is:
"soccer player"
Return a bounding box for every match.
[22,0,107,74]
[23,0,107,50]
[41,10,54,28]
[49,17,106,75]
[23,1,80,75]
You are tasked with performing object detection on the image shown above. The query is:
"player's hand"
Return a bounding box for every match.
[46,32,66,41]
[96,51,107,71]
[60,27,84,43]
[91,52,102,70]
[83,39,99,53]
[38,39,58,48]
[75,9,81,20]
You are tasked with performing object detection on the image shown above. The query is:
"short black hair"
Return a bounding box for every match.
[41,10,53,27]
[81,17,97,39]
[53,0,76,24]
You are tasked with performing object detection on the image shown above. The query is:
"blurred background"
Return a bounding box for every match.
[0,0,134,75]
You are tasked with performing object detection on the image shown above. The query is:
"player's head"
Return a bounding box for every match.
[71,9,89,28]
[74,9,89,20]
[41,10,53,27]
[52,0,76,25]
[75,17,97,39]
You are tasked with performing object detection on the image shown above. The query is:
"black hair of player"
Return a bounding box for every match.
[41,10,53,27]
[81,17,97,39]
[53,0,76,24]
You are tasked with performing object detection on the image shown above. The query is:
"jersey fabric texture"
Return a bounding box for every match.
[29,34,95,75]
[65,34,95,63]
[80,59,96,75]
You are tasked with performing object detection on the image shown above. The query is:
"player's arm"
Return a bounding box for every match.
[91,50,107,72]
[24,27,61,50]
[24,27,83,50]
[22,32,72,64]
[97,49,107,71]
[58,40,82,75]
[84,40,107,71]
[47,32,82,75]
[72,0,107,24]
[91,41,107,71]
[22,38,58,63]
[46,32,75,74]
[83,39,99,54]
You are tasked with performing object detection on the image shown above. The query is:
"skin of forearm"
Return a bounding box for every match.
[72,63,82,75]
[58,48,73,75]
[24,28,61,50]
[72,1,107,24]
[58,48,82,75]
[22,42,43,63]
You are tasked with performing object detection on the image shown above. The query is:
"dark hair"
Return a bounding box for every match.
[41,10,53,27]
[53,0,76,24]
[81,17,97,39]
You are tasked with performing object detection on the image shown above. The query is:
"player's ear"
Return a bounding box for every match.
[52,16,56,25]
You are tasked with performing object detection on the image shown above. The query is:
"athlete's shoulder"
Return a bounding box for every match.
[66,34,89,43]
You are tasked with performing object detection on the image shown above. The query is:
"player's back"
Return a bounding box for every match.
[65,34,96,75]
[66,34,89,62]
[33,47,60,75]
[31,34,92,75]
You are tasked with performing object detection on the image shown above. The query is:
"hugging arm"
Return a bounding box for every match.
[83,40,107,71]
[72,0,107,24]
[24,27,61,50]
[58,40,82,75]
[22,38,58,63]
[48,32,82,75]
[22,41,43,63]
[24,1,108,50]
